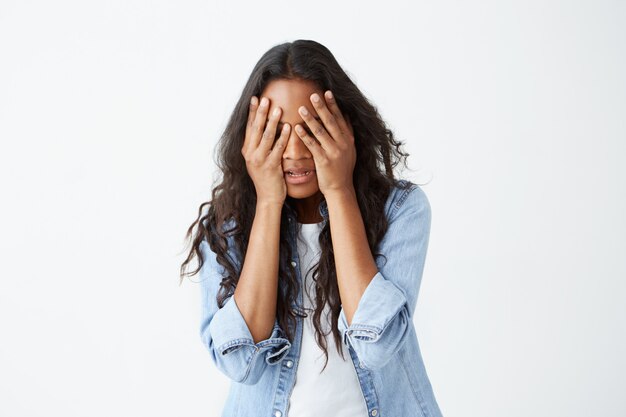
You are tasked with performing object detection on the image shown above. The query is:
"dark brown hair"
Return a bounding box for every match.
[180,39,414,371]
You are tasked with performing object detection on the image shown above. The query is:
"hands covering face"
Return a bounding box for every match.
[294,90,356,195]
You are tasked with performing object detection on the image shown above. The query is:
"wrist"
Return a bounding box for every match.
[256,199,285,210]
[323,186,356,201]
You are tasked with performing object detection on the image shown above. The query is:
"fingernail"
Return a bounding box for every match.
[326,90,333,100]
[299,106,308,116]
[311,94,320,103]
[273,107,280,116]
[250,96,257,105]
[260,97,268,107]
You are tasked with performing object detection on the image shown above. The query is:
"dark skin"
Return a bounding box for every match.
[260,79,326,223]
[237,79,378,343]
[254,79,379,325]
[291,85,378,326]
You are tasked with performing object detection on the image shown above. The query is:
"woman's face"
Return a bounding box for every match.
[260,78,324,200]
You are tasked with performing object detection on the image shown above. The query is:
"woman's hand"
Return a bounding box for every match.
[241,96,292,205]
[294,90,356,196]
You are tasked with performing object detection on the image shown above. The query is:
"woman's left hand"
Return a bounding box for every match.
[295,90,356,196]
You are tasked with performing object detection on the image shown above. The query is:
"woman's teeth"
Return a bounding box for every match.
[287,171,311,177]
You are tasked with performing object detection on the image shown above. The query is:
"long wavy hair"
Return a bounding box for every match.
[180,39,415,371]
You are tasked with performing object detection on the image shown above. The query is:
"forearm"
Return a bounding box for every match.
[325,187,378,326]
[233,200,283,343]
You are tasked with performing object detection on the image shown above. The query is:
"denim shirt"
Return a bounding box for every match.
[198,180,444,417]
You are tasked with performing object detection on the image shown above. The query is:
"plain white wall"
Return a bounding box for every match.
[1,0,624,416]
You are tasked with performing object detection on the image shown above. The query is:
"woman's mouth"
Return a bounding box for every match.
[284,170,316,184]
[286,170,312,177]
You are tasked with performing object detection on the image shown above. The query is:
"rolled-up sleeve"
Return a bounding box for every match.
[338,184,432,370]
[198,239,291,385]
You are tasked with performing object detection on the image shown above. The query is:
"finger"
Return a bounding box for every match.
[258,106,282,154]
[250,96,271,151]
[295,123,325,160]
[323,90,351,135]
[247,96,258,128]
[297,105,334,151]
[310,93,342,141]
[268,123,291,163]
[242,96,258,154]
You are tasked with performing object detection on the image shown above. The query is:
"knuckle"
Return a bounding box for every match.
[314,126,325,136]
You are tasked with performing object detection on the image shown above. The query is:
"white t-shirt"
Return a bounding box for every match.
[287,221,369,417]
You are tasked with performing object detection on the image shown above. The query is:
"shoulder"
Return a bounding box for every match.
[386,179,431,223]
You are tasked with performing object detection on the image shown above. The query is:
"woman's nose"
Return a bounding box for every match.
[282,127,313,160]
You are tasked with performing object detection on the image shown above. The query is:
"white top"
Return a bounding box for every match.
[287,221,369,417]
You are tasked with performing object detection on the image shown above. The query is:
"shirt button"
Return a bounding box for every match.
[371,410,378,416]
[285,360,293,368]
[291,261,297,267]
[360,362,366,369]
[274,411,282,417]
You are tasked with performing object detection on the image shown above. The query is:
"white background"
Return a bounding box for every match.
[1,1,624,416]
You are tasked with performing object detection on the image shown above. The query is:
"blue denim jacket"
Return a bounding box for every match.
[198,180,444,417]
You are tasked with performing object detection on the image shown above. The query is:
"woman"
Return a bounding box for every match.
[181,39,444,417]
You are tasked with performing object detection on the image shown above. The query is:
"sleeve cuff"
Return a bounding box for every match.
[209,294,291,365]
[338,271,408,345]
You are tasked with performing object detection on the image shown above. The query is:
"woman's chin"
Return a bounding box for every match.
[286,182,320,199]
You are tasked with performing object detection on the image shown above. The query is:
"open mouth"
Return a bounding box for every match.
[286,171,313,177]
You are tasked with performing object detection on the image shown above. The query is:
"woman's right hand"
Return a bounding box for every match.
[241,96,291,205]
